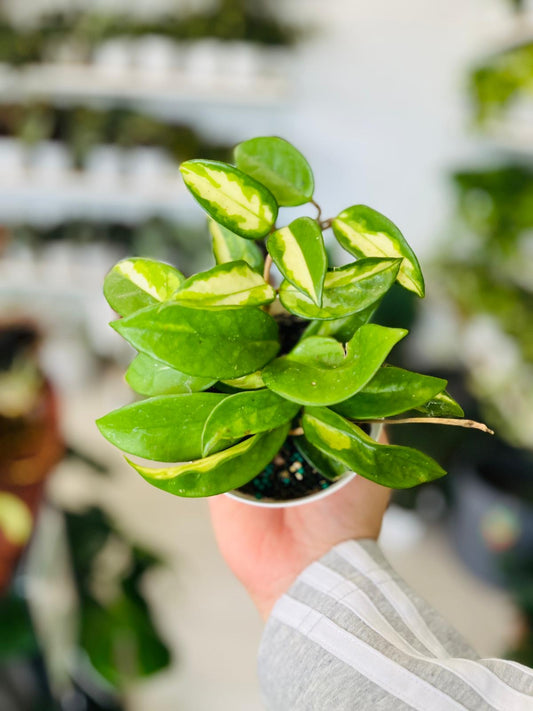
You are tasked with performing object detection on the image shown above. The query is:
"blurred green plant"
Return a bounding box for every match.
[0,103,231,170]
[470,41,533,124]
[0,1,297,66]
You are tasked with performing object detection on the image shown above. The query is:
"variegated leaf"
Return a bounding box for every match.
[267,217,327,306]
[209,219,264,273]
[332,205,425,297]
[279,258,401,320]
[126,424,290,498]
[103,258,184,316]
[180,159,278,239]
[173,260,275,308]
[302,407,446,488]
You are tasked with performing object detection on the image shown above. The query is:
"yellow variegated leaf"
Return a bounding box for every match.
[267,217,327,306]
[332,205,425,297]
[174,261,275,308]
[180,160,278,239]
[104,258,184,316]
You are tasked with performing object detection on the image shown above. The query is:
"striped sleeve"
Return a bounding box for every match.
[258,539,533,711]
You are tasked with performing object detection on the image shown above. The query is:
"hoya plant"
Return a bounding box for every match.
[97,136,491,502]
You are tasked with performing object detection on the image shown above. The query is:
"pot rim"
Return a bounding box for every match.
[225,423,383,508]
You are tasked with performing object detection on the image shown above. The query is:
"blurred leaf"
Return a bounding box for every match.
[262,325,407,406]
[302,407,446,488]
[80,595,170,689]
[267,217,326,305]
[234,136,314,206]
[180,159,278,239]
[174,261,275,308]
[0,595,38,660]
[126,353,215,396]
[416,390,465,418]
[127,424,290,497]
[209,219,264,272]
[279,258,401,320]
[112,304,279,379]
[96,393,227,461]
[333,205,425,296]
[103,258,184,316]
[201,389,300,455]
[332,366,447,419]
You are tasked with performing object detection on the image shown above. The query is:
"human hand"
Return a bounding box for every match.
[209,455,390,620]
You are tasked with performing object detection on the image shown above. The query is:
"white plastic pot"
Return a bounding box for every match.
[226,423,383,508]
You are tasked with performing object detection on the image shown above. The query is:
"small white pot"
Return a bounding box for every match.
[226,423,383,508]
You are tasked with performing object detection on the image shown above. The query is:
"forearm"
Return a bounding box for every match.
[258,540,533,710]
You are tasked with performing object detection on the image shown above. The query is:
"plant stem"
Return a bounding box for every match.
[311,199,322,221]
[320,218,332,230]
[290,427,304,436]
[263,253,273,284]
[360,417,494,434]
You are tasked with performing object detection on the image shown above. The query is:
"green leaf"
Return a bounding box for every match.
[279,258,401,320]
[209,219,264,272]
[174,260,275,308]
[80,596,170,689]
[125,353,215,396]
[222,371,265,390]
[267,217,327,306]
[112,304,279,380]
[302,407,446,489]
[234,136,314,207]
[332,205,425,297]
[294,435,347,482]
[262,325,407,406]
[416,390,465,418]
[103,258,184,317]
[302,304,378,343]
[201,389,300,455]
[180,159,278,239]
[332,366,447,419]
[96,393,227,461]
[126,424,290,498]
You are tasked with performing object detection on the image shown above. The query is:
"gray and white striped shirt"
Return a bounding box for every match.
[259,540,533,710]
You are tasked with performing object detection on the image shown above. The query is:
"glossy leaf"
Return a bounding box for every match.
[302,304,378,343]
[96,393,227,461]
[294,435,347,482]
[302,407,446,489]
[202,389,300,455]
[234,136,314,206]
[112,304,279,379]
[127,424,290,498]
[180,159,278,239]
[209,219,264,272]
[125,353,215,396]
[279,258,401,320]
[222,371,265,390]
[262,325,407,406]
[332,205,425,297]
[267,217,326,306]
[103,258,184,317]
[416,390,465,418]
[174,260,275,308]
[332,366,447,419]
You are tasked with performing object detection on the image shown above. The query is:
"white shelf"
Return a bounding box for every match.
[0,63,287,107]
[0,171,190,221]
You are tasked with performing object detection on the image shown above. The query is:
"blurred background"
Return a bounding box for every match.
[0,0,532,708]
